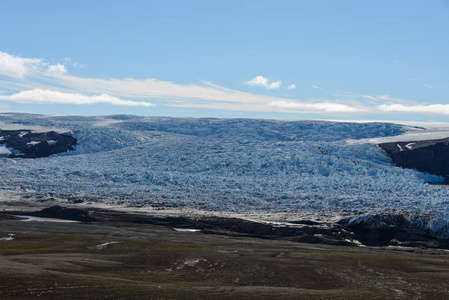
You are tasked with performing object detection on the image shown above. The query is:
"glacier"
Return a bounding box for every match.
[1,113,449,239]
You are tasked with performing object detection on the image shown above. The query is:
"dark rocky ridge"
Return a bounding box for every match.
[0,129,77,158]
[378,137,449,182]
[12,205,449,249]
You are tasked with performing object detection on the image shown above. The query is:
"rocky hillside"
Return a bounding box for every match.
[378,137,449,182]
[0,129,76,158]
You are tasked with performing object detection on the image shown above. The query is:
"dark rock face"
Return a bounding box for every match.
[378,137,449,181]
[0,129,77,158]
[16,206,360,246]
[28,205,98,222]
[339,214,448,248]
[5,205,449,249]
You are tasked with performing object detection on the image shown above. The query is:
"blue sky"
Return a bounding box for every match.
[0,0,448,121]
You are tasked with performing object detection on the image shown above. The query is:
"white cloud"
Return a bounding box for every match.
[377,95,395,100]
[6,51,449,118]
[269,100,364,113]
[47,63,67,74]
[246,75,282,89]
[361,95,377,101]
[0,51,42,78]
[0,51,69,78]
[0,63,365,114]
[247,75,268,87]
[311,84,322,90]
[0,89,155,107]
[56,76,361,114]
[268,80,281,89]
[1,51,370,115]
[378,104,449,115]
[287,84,296,90]
[361,94,410,104]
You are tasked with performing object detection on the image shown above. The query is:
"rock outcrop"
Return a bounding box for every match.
[0,129,77,158]
[12,205,449,249]
[378,137,449,181]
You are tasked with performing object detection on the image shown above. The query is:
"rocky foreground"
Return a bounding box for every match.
[1,202,449,299]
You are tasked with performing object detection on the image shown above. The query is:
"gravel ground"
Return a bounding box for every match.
[1,208,449,299]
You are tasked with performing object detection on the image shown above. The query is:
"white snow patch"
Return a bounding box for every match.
[405,143,415,150]
[16,215,80,223]
[183,259,201,267]
[387,245,419,251]
[94,241,118,248]
[0,234,14,241]
[47,140,57,146]
[344,238,365,247]
[0,146,11,156]
[173,228,201,232]
[27,141,41,147]
[18,131,28,137]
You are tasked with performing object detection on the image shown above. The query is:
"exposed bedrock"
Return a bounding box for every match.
[378,137,449,181]
[11,206,449,249]
[339,213,449,245]
[0,129,77,158]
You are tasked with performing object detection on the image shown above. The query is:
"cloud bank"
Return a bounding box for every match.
[378,104,449,115]
[0,50,447,118]
[0,51,41,78]
[270,100,364,113]
[0,89,155,107]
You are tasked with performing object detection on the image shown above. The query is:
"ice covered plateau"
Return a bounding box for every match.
[1,113,449,239]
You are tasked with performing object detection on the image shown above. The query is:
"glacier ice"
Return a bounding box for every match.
[1,113,449,238]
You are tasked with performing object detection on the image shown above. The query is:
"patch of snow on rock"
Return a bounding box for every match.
[26,141,41,147]
[0,146,11,156]
[0,234,14,241]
